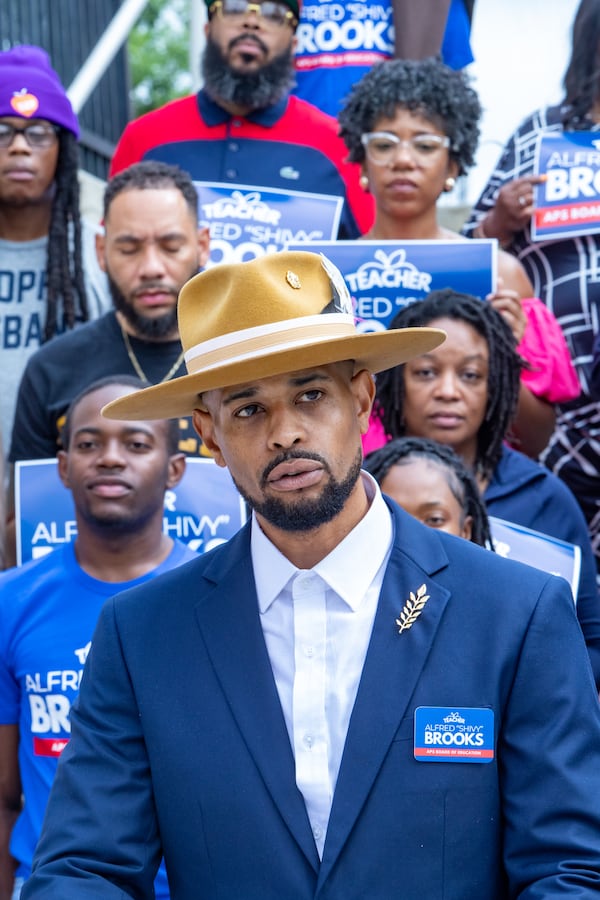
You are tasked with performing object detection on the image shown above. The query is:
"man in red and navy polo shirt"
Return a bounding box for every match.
[111,0,373,239]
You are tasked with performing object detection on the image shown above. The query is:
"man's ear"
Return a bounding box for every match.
[95,232,107,272]
[57,450,70,488]
[192,408,227,468]
[166,453,187,489]
[197,227,211,269]
[352,369,376,434]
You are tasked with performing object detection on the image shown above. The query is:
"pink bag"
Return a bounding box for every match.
[518,297,580,404]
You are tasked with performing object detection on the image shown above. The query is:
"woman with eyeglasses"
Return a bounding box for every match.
[338,57,579,460]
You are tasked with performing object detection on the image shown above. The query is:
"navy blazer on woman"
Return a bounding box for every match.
[24,502,600,899]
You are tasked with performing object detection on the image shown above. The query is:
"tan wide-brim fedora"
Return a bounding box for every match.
[104,250,445,421]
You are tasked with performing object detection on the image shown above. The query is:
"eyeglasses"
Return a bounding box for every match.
[210,0,297,28]
[0,122,59,149]
[361,132,451,165]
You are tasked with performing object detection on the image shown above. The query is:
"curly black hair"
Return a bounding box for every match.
[364,435,493,548]
[373,289,522,481]
[338,57,481,176]
[561,0,600,127]
[104,160,199,222]
[43,129,87,341]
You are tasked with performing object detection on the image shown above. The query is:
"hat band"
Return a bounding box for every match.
[185,312,356,374]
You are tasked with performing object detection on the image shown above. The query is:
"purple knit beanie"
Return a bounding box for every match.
[0,45,79,138]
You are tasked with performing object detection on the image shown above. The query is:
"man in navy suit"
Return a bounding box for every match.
[23,251,600,898]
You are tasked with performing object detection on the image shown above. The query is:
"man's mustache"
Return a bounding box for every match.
[229,33,269,55]
[261,450,329,487]
[131,282,178,299]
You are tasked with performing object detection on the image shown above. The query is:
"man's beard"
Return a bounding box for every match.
[108,274,178,340]
[79,500,161,537]
[202,33,295,110]
[233,447,363,532]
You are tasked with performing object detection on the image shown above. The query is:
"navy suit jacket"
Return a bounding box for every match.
[24,503,600,898]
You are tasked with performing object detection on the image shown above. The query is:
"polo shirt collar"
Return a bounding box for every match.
[197,88,289,127]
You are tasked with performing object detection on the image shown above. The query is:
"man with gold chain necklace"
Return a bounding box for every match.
[9,161,210,465]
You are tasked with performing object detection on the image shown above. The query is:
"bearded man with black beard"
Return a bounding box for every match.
[201,25,295,113]
[109,0,373,241]
[8,160,210,474]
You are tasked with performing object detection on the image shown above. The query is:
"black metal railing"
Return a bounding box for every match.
[1,0,130,178]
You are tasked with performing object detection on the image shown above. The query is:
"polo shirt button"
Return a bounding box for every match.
[225,169,237,179]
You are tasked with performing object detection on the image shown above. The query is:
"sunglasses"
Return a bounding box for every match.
[210,0,297,28]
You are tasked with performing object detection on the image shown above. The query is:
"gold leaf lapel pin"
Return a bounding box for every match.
[396,584,430,634]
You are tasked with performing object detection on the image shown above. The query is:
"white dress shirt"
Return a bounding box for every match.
[251,472,393,857]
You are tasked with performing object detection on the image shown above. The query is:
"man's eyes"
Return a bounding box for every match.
[235,404,261,418]
[299,389,323,402]
[117,242,184,255]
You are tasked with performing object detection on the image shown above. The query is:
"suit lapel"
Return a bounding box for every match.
[194,507,452,881]
[318,507,451,887]
[194,528,320,872]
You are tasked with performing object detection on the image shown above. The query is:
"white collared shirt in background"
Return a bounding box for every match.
[252,472,393,857]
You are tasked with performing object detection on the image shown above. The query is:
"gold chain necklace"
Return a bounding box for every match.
[119,319,185,385]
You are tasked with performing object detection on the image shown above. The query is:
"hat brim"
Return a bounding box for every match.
[102,326,445,421]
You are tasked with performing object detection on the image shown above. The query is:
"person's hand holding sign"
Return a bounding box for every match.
[487,278,527,344]
[476,175,547,246]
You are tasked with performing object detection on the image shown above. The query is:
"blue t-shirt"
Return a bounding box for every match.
[293,0,473,118]
[0,540,196,897]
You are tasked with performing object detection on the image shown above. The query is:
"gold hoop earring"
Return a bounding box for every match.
[444,176,456,192]
[359,174,369,190]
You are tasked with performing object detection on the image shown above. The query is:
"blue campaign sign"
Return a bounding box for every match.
[489,516,580,602]
[285,240,496,331]
[532,131,600,240]
[15,458,247,566]
[195,181,344,267]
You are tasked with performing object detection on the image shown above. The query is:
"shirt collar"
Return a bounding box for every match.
[252,472,394,614]
[197,88,289,127]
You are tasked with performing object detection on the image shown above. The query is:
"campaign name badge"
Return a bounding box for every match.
[414,707,494,763]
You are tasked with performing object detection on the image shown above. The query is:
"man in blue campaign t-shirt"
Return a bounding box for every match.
[0,376,196,900]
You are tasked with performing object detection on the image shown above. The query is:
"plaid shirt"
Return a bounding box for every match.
[464,106,600,562]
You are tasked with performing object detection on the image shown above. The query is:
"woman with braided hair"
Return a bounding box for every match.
[375,290,520,484]
[371,287,600,685]
[364,435,492,548]
[0,45,109,448]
